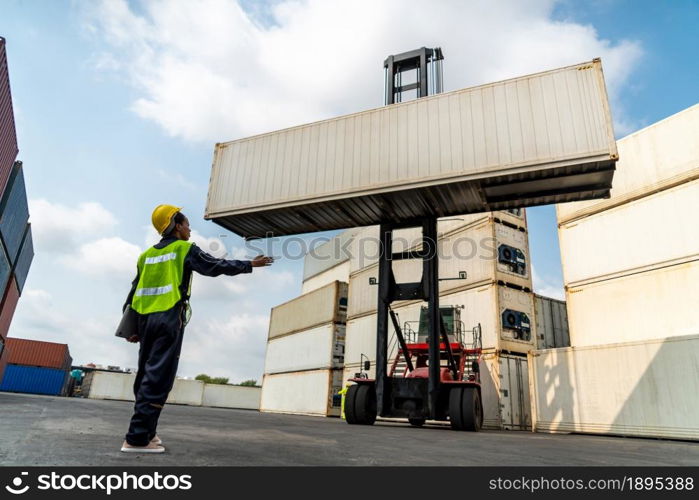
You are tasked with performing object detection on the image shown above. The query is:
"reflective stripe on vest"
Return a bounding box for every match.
[131,240,194,315]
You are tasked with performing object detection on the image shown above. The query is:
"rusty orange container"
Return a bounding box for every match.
[5,337,72,370]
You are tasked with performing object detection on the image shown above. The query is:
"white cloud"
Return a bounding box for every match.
[61,236,142,278]
[180,312,270,382]
[84,0,643,143]
[531,264,565,300]
[29,199,119,253]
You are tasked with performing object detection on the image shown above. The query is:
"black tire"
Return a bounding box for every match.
[449,387,464,430]
[354,384,377,425]
[461,387,483,432]
[344,384,360,424]
[408,418,425,427]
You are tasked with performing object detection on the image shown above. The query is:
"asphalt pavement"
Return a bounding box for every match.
[1,392,697,466]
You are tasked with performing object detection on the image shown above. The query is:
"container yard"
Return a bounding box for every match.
[1,1,698,472]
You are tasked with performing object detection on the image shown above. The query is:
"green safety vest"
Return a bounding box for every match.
[131,240,194,315]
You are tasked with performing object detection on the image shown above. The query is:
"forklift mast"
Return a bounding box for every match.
[384,47,444,105]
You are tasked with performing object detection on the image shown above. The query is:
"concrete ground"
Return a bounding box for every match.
[1,392,697,466]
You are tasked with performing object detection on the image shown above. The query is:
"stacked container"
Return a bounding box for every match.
[528,103,699,441]
[330,210,536,429]
[260,281,348,416]
[0,338,72,396]
[0,37,21,383]
[556,104,699,346]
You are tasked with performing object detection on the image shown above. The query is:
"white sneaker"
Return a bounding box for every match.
[120,440,165,453]
[150,435,163,445]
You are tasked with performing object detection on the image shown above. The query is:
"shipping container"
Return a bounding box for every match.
[559,179,699,286]
[264,323,345,375]
[13,224,32,293]
[5,337,72,370]
[557,103,699,224]
[0,240,9,304]
[566,259,699,347]
[348,220,532,318]
[303,228,360,282]
[0,162,29,263]
[0,364,68,396]
[260,369,343,416]
[206,60,617,238]
[534,295,569,349]
[166,378,205,406]
[301,261,350,295]
[82,371,135,401]
[0,339,8,382]
[0,277,19,340]
[0,37,18,196]
[202,384,261,410]
[343,282,536,370]
[529,335,699,441]
[268,281,347,340]
[348,211,526,274]
[480,350,531,430]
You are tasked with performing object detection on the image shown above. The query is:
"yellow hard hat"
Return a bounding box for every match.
[152,204,182,235]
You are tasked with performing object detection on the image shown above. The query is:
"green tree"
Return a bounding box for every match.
[238,379,258,387]
[195,374,229,385]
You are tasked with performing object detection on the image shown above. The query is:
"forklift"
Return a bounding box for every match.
[344,48,486,429]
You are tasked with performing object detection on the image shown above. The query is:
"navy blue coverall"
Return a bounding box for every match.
[123,236,252,446]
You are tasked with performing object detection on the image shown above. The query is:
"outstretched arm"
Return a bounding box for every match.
[187,245,274,277]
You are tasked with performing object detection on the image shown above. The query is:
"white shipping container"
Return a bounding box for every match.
[201,384,261,410]
[344,282,536,369]
[566,259,699,347]
[529,335,699,440]
[268,281,347,339]
[534,295,570,349]
[557,103,699,224]
[207,60,616,238]
[301,261,350,295]
[166,379,205,406]
[348,221,533,319]
[264,323,345,374]
[84,372,204,406]
[348,212,526,273]
[260,369,343,416]
[480,350,531,430]
[559,179,699,285]
[84,371,136,402]
[303,228,359,282]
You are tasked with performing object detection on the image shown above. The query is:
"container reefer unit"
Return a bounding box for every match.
[260,369,343,417]
[0,364,69,396]
[267,280,348,340]
[347,220,533,319]
[565,259,699,347]
[557,103,699,225]
[347,210,527,274]
[559,179,699,286]
[206,60,617,238]
[343,282,536,373]
[5,338,72,370]
[529,335,699,441]
[0,37,18,195]
[534,294,569,349]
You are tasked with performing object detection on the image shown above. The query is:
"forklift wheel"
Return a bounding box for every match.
[408,418,425,427]
[449,387,483,432]
[345,384,376,425]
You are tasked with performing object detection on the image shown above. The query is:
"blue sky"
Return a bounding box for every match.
[1,0,697,380]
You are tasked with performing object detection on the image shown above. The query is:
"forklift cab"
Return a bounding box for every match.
[415,305,463,345]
